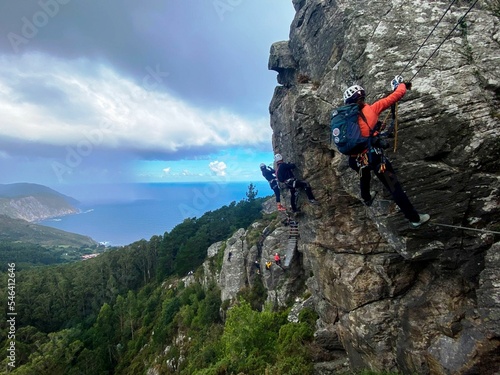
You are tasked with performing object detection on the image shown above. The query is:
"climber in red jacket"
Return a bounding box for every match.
[274,252,281,266]
[343,76,430,228]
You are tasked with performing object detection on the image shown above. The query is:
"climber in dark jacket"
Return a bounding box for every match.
[260,163,285,211]
[342,75,429,228]
[274,154,318,213]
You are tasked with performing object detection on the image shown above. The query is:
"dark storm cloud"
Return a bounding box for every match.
[0,0,293,116]
[0,0,295,184]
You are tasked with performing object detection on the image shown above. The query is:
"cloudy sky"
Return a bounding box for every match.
[0,0,295,187]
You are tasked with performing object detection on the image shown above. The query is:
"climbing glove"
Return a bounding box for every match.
[391,75,404,91]
[404,81,412,90]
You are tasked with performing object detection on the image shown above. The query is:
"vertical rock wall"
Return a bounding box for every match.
[269,0,500,373]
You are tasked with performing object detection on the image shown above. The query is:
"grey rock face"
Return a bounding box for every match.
[218,228,248,302]
[0,195,78,222]
[268,0,500,373]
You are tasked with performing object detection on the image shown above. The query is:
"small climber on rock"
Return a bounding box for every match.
[260,163,286,211]
[274,252,282,266]
[254,260,260,274]
[274,153,319,213]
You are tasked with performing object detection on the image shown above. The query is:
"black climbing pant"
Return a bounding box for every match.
[269,179,281,203]
[348,153,420,222]
[285,179,315,212]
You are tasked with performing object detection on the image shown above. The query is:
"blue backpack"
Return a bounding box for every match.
[330,104,370,155]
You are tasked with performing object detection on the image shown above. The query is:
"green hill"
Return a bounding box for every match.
[0,214,96,247]
[0,214,101,267]
[0,182,78,205]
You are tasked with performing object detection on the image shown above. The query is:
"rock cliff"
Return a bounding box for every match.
[0,183,79,222]
[210,1,500,374]
[265,0,500,373]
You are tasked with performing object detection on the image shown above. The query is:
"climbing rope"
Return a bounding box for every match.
[399,0,459,77]
[430,222,500,235]
[406,0,480,81]
[388,0,479,153]
[393,103,398,153]
[381,109,391,130]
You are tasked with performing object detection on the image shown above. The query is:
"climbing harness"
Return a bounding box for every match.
[285,178,297,188]
[430,222,500,235]
[371,147,387,174]
[356,144,387,176]
[356,152,369,169]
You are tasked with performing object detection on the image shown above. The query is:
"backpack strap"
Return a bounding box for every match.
[358,106,368,126]
[349,107,376,157]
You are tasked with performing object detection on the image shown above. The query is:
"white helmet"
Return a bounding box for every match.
[274,153,283,162]
[259,163,266,168]
[343,85,365,104]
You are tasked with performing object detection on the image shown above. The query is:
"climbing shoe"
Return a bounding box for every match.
[363,192,377,207]
[410,214,430,228]
[277,203,286,211]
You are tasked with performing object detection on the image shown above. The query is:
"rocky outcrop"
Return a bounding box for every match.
[213,219,305,306]
[0,195,78,222]
[218,228,249,302]
[265,0,500,374]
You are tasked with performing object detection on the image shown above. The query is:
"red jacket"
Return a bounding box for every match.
[358,83,407,137]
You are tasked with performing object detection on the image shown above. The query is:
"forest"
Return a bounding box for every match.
[0,242,102,269]
[0,187,323,374]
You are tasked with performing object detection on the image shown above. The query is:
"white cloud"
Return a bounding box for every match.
[162,167,171,174]
[0,54,272,157]
[208,160,227,176]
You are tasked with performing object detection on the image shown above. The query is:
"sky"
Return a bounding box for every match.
[0,0,295,187]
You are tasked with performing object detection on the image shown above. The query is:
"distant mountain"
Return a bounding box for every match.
[0,183,79,222]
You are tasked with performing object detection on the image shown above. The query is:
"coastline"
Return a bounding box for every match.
[41,181,269,246]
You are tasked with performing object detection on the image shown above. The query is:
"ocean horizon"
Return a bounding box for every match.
[41,181,270,246]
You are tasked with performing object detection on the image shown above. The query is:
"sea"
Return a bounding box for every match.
[41,182,269,247]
